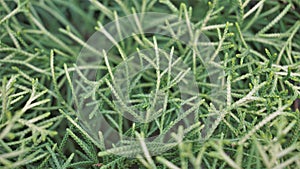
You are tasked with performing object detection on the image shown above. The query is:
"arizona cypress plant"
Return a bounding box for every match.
[0,0,300,168]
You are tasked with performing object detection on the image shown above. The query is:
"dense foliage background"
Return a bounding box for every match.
[0,0,300,168]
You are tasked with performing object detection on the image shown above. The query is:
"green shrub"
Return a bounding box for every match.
[0,0,299,168]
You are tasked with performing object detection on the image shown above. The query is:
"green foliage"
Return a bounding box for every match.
[0,0,300,168]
